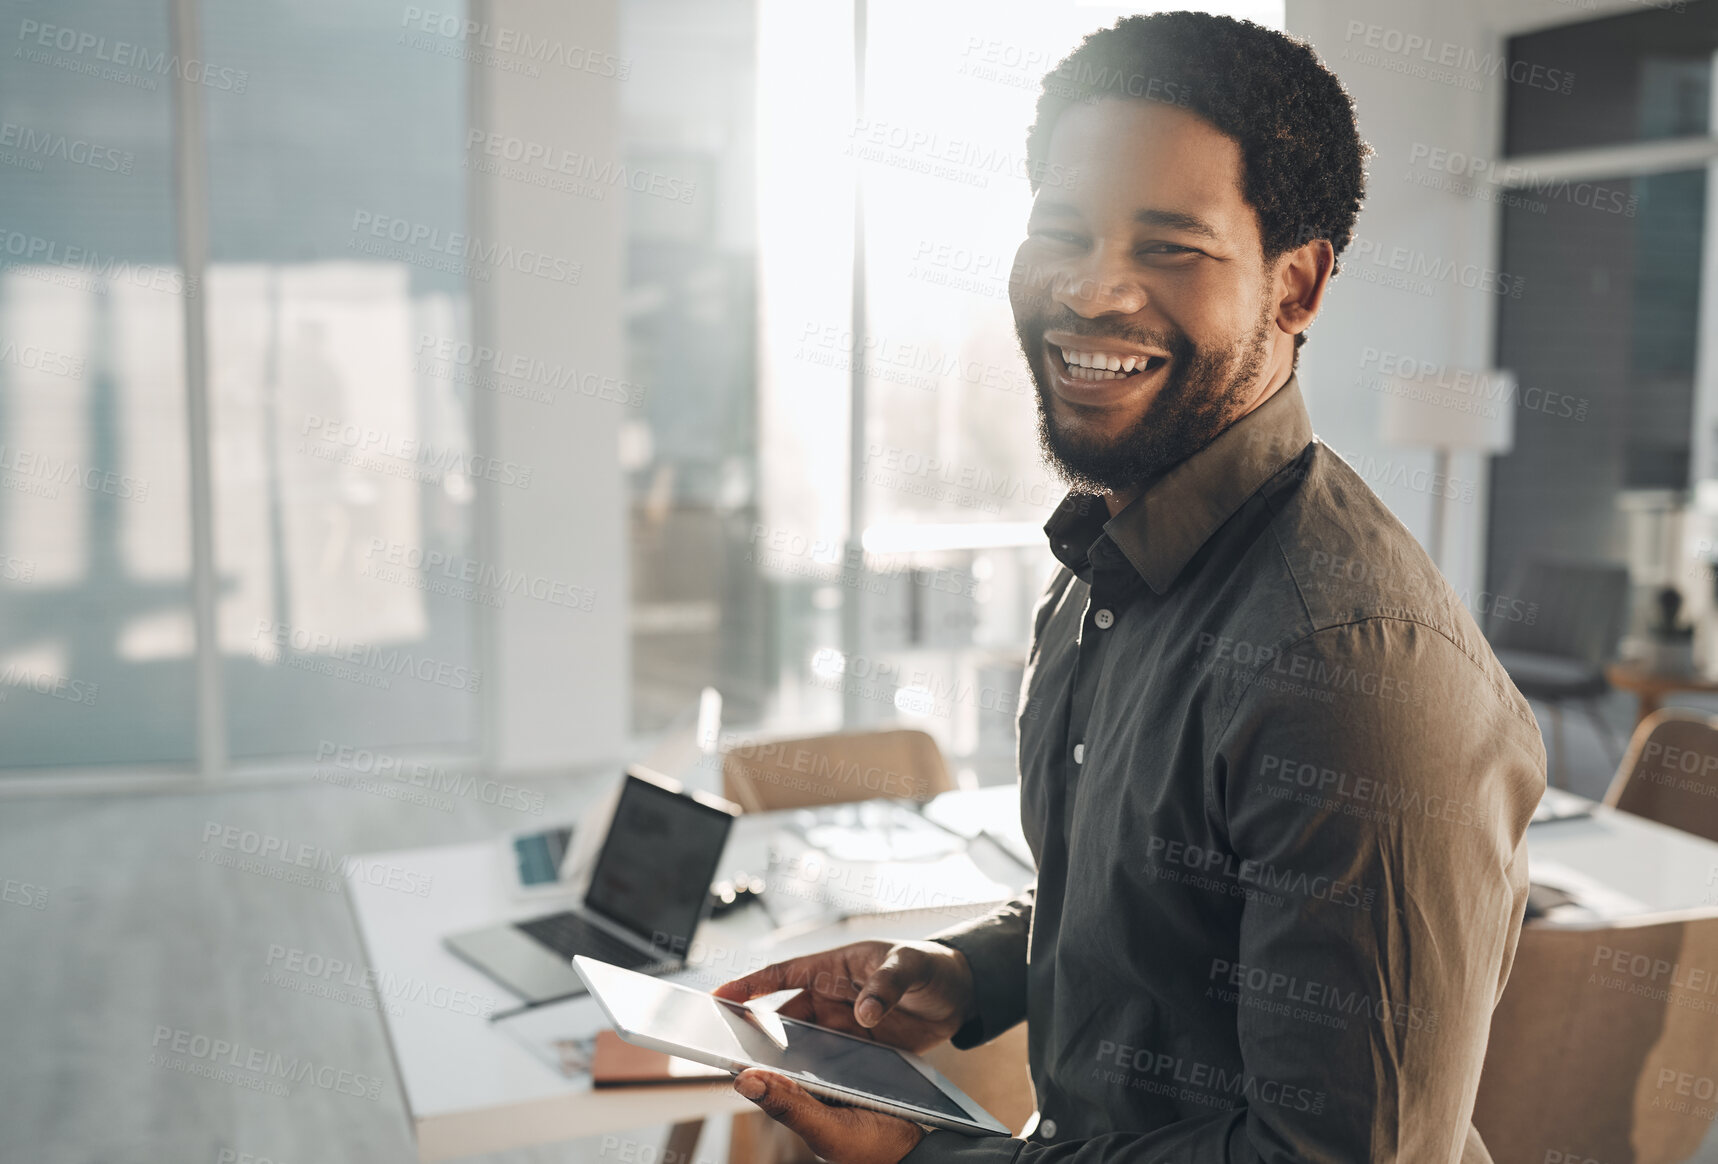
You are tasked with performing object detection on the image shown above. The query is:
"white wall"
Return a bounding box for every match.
[469,0,628,773]
[1286,0,1642,602]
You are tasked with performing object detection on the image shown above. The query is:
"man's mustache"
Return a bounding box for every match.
[1025,314,1183,354]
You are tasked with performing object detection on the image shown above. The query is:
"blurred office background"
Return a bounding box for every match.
[9,0,1718,1159]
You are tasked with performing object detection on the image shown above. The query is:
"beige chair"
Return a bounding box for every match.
[1604,709,1718,844]
[721,728,956,811]
[1474,913,1718,1163]
[723,728,1034,1161]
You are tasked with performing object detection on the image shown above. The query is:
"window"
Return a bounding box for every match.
[0,0,476,775]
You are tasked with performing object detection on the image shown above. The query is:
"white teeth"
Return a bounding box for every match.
[1057,345,1153,374]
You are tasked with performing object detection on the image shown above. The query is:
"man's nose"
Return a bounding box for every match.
[1051,245,1147,317]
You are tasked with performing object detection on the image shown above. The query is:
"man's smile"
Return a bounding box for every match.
[1041,330,1171,407]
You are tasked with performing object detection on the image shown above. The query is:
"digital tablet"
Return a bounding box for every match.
[572,956,1011,1136]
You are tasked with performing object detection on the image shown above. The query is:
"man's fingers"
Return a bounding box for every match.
[711,959,793,1002]
[734,1069,847,1154]
[774,990,818,1022]
[854,947,929,1028]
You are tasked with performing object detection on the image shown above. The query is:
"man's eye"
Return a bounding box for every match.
[1030,228,1084,245]
[1142,243,1198,257]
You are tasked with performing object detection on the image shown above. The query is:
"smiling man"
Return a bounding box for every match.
[717,12,1546,1163]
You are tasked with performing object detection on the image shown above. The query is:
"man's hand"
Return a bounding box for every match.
[712,939,976,1053]
[733,1068,925,1164]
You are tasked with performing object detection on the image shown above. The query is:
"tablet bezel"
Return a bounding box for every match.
[572,955,1012,1137]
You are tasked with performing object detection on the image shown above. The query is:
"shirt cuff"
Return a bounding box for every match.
[929,920,1028,1049]
[903,1130,1026,1163]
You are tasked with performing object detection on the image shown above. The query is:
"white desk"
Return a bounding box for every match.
[1525,800,1718,921]
[344,787,1029,1162]
[347,785,1718,1161]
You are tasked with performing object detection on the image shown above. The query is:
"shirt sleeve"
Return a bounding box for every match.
[928,886,1035,1049]
[906,618,1543,1164]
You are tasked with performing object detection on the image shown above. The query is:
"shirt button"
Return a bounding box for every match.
[1093,608,1114,629]
[1040,1118,1058,1140]
[1073,743,1084,765]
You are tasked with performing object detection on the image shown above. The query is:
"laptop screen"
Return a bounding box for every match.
[583,772,735,951]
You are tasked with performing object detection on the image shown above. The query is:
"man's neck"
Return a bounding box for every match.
[1099,361,1295,519]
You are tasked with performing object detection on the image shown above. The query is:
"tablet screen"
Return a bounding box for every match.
[580,958,970,1120]
[712,997,968,1119]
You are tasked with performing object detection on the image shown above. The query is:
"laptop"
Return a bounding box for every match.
[445,764,738,1007]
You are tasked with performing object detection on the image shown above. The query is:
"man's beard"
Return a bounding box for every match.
[1023,299,1275,496]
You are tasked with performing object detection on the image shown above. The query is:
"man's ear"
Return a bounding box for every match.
[1275,239,1335,340]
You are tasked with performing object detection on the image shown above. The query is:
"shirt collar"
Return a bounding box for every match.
[1043,373,1315,595]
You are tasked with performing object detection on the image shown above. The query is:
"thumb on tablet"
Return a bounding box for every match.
[853,947,927,1028]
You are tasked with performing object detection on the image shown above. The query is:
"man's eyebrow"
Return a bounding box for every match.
[1030,200,1080,217]
[1028,201,1222,241]
[1133,208,1221,240]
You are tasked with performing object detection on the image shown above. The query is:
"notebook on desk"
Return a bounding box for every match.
[1531,786,1595,826]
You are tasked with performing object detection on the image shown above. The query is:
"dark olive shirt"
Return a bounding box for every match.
[908,375,1546,1163]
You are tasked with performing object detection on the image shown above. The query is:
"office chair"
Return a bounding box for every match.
[1473,913,1718,1164]
[1486,556,1630,788]
[721,727,956,811]
[1604,709,1718,844]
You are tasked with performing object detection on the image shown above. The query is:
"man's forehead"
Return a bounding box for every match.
[1040,97,1246,224]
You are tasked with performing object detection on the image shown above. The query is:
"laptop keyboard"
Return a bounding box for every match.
[515,910,660,968]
